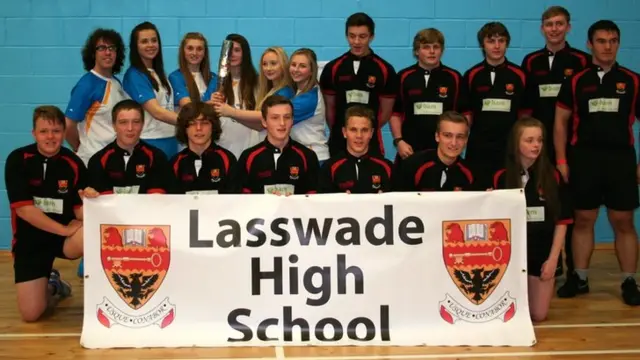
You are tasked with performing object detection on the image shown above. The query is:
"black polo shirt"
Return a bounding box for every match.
[319,50,397,155]
[557,62,640,150]
[522,43,590,161]
[318,151,393,193]
[170,143,237,194]
[392,63,469,152]
[463,59,530,159]
[5,144,87,244]
[87,140,172,194]
[235,138,319,195]
[493,167,572,242]
[394,149,474,191]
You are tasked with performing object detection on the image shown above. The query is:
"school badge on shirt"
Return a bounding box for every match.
[58,180,68,194]
[367,76,376,88]
[289,166,299,180]
[371,175,381,190]
[505,83,514,95]
[136,164,146,178]
[210,168,220,182]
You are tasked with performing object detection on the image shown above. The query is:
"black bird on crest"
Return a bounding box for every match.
[111,272,159,307]
[454,268,500,303]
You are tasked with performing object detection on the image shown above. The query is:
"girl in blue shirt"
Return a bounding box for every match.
[123,21,179,158]
[169,32,217,109]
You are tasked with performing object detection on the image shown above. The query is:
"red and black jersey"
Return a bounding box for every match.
[522,43,590,161]
[4,144,87,245]
[393,149,474,191]
[319,50,397,156]
[557,62,640,150]
[493,167,572,243]
[318,151,393,193]
[170,143,237,194]
[392,63,469,152]
[463,59,530,159]
[87,140,172,194]
[235,138,319,195]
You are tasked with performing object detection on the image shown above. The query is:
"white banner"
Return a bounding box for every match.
[80,190,536,349]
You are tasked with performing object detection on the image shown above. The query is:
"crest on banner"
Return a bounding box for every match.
[96,224,176,329]
[439,219,517,324]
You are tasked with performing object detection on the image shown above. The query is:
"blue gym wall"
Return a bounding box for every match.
[1,0,639,248]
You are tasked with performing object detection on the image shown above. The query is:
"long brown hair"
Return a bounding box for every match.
[178,32,212,104]
[129,22,171,94]
[504,116,560,221]
[222,34,258,110]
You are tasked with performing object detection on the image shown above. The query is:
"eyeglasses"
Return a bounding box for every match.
[96,45,117,52]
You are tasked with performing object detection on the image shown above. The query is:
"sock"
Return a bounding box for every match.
[49,283,58,296]
[622,273,636,282]
[575,269,588,281]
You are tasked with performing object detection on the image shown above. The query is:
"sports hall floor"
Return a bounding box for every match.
[0,247,639,360]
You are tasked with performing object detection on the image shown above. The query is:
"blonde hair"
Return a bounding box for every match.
[256,47,292,108]
[290,48,319,94]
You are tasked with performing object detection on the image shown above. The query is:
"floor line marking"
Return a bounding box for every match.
[2,321,640,339]
[281,349,640,360]
[148,349,640,360]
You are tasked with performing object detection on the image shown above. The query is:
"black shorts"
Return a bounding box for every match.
[12,236,67,284]
[527,236,562,278]
[569,147,639,211]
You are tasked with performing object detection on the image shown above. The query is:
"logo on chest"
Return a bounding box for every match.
[210,168,221,183]
[136,165,146,178]
[616,82,626,94]
[257,170,272,179]
[338,180,354,190]
[366,76,376,88]
[537,187,546,201]
[289,166,300,180]
[564,68,574,77]
[439,86,448,98]
[58,180,68,194]
[371,175,381,189]
[505,83,514,95]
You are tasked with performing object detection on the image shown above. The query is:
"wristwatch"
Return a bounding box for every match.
[393,137,403,147]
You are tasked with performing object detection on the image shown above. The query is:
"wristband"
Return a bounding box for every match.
[556,159,567,165]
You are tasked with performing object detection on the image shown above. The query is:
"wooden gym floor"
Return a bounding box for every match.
[0,249,639,360]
